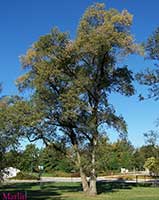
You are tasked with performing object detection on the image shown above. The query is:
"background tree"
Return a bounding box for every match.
[41,143,74,173]
[144,130,158,146]
[18,144,40,172]
[112,139,134,170]
[4,150,22,170]
[135,28,159,172]
[136,27,159,100]
[96,135,113,173]
[96,136,134,173]
[0,88,22,181]
[144,157,159,176]
[133,149,145,171]
[133,143,159,171]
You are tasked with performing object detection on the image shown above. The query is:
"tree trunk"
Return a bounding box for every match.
[80,167,89,192]
[88,138,97,196]
[89,174,97,196]
[76,145,89,192]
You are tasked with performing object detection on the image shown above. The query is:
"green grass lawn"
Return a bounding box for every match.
[1,182,159,200]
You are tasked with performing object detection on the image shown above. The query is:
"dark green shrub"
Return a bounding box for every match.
[11,172,38,180]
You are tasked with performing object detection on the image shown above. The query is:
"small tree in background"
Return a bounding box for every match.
[144,157,159,176]
[136,27,159,100]
[18,144,40,172]
[0,87,22,181]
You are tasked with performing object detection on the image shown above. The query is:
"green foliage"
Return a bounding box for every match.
[96,137,135,173]
[96,136,115,172]
[113,139,134,170]
[133,149,145,170]
[41,143,74,173]
[16,2,140,164]
[3,138,159,177]
[145,27,159,60]
[136,27,159,100]
[15,3,141,137]
[47,171,76,177]
[141,145,159,159]
[4,150,22,169]
[12,171,38,180]
[133,144,159,171]
[18,144,40,172]
[144,157,159,176]
[144,130,158,146]
[0,88,22,181]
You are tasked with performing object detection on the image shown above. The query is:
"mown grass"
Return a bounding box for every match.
[1,181,159,200]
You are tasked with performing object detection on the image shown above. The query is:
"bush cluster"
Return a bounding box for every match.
[11,172,38,180]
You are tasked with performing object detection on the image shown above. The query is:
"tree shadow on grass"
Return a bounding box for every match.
[0,182,64,200]
[27,190,62,200]
[42,182,82,193]
[97,180,159,195]
[1,180,157,199]
[1,182,37,190]
[97,181,133,194]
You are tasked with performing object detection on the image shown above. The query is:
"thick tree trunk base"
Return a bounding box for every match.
[80,172,97,195]
[80,170,89,193]
[88,176,97,196]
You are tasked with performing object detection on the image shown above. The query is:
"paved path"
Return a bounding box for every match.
[5,176,159,184]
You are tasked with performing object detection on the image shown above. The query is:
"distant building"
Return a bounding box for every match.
[3,167,20,179]
[121,168,129,174]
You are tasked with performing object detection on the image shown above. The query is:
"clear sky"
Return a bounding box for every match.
[0,0,159,147]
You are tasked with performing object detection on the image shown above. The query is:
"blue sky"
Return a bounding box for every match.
[0,0,159,147]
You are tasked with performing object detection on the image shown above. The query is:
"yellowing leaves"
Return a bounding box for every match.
[76,3,140,57]
[111,10,133,26]
[16,74,29,84]
[20,48,37,69]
